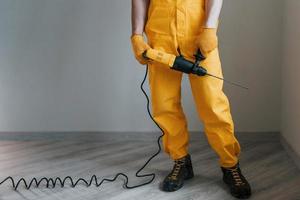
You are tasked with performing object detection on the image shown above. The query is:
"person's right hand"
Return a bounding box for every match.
[131,34,151,65]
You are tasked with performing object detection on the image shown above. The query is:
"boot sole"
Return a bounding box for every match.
[162,182,183,192]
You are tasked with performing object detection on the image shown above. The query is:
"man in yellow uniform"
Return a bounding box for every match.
[131,0,251,198]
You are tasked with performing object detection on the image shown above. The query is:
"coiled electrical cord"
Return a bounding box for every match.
[0,65,165,190]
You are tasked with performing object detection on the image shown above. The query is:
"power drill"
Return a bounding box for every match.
[143,48,248,90]
[143,48,207,76]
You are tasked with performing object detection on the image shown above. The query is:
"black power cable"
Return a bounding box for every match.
[0,65,165,190]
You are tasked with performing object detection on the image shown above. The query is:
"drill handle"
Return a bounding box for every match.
[194,49,206,62]
[193,49,205,68]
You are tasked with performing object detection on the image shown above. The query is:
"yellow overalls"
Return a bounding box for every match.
[145,0,241,168]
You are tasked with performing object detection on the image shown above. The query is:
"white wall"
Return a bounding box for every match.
[281,0,300,156]
[0,0,282,132]
[0,0,70,131]
[219,0,282,132]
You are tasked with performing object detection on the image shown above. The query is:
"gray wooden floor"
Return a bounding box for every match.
[0,132,299,200]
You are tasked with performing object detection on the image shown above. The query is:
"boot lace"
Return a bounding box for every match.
[170,158,186,180]
[228,167,245,186]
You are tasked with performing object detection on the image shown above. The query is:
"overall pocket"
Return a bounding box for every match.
[145,6,171,35]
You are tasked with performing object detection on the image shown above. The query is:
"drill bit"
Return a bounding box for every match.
[206,73,249,90]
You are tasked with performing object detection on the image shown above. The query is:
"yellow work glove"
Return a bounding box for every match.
[196,28,218,56]
[131,34,151,65]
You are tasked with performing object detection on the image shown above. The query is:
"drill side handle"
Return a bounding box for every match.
[143,49,176,68]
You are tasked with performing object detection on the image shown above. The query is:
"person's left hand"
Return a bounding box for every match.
[196,28,218,56]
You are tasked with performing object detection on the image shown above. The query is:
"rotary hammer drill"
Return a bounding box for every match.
[143,48,248,90]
